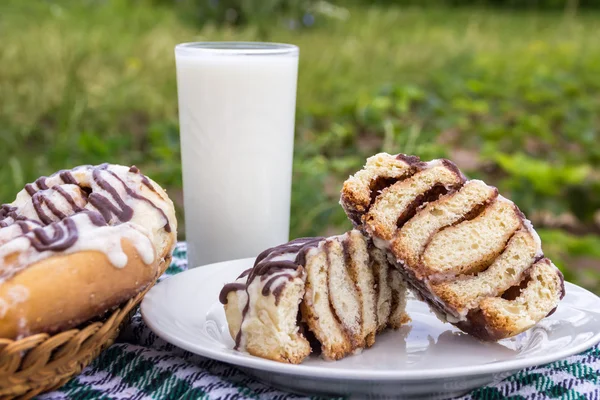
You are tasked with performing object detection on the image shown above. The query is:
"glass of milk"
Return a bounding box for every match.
[175,42,299,267]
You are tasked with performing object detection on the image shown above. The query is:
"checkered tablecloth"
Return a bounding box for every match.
[38,243,600,400]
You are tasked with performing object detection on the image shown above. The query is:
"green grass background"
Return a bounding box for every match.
[1,0,600,291]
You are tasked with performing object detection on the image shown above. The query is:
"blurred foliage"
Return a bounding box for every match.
[157,0,316,34]
[362,0,597,9]
[1,0,599,291]
[539,229,600,290]
[293,48,600,235]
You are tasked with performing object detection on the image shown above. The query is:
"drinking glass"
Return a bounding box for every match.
[175,42,299,267]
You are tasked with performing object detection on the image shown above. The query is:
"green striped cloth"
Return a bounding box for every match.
[37,243,600,400]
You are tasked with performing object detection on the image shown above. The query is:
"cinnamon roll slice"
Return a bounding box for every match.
[341,153,565,341]
[219,231,409,363]
[220,237,320,364]
[341,153,423,225]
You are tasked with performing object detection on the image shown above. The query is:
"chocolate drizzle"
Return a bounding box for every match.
[24,177,49,197]
[28,217,79,252]
[219,237,324,350]
[396,154,426,167]
[0,211,111,282]
[88,166,134,224]
[369,177,402,206]
[129,165,158,194]
[235,302,249,348]
[104,168,171,232]
[25,211,105,254]
[250,238,323,294]
[219,238,324,305]
[0,205,18,227]
[237,268,251,279]
[54,185,86,212]
[32,191,66,224]
[260,264,297,297]
[396,184,451,229]
[0,164,171,271]
[248,260,297,287]
[24,184,36,197]
[59,171,77,185]
[14,164,169,232]
[85,210,110,227]
[254,237,319,266]
[219,282,246,304]
[35,176,49,191]
[73,165,171,233]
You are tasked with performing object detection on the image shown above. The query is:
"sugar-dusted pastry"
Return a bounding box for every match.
[219,230,409,363]
[0,164,177,339]
[341,153,564,341]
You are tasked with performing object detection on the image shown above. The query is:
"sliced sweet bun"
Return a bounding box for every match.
[0,164,177,339]
[301,241,353,360]
[430,229,540,318]
[220,238,321,364]
[341,153,565,341]
[325,237,365,349]
[302,231,411,359]
[421,196,523,277]
[370,247,393,332]
[239,268,311,364]
[221,273,248,345]
[344,230,378,347]
[340,153,423,225]
[392,180,498,272]
[388,267,411,329]
[457,258,564,341]
[0,239,159,339]
[364,160,466,242]
[220,231,410,363]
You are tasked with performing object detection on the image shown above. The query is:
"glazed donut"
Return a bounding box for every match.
[341,153,564,341]
[0,164,177,339]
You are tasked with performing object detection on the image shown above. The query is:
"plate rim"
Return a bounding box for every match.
[141,257,600,381]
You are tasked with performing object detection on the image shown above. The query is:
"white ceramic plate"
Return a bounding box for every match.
[141,258,600,399]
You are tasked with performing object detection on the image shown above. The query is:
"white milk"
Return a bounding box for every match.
[175,43,299,267]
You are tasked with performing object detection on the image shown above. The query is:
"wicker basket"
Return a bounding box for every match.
[0,255,171,400]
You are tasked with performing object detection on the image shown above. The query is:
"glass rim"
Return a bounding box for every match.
[175,42,298,56]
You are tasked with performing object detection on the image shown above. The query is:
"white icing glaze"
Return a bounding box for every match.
[19,185,87,224]
[0,224,29,247]
[231,275,249,352]
[0,164,175,280]
[7,285,29,304]
[0,213,155,284]
[423,159,445,169]
[236,240,315,351]
[372,236,390,251]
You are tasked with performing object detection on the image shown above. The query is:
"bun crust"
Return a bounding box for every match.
[0,239,165,339]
